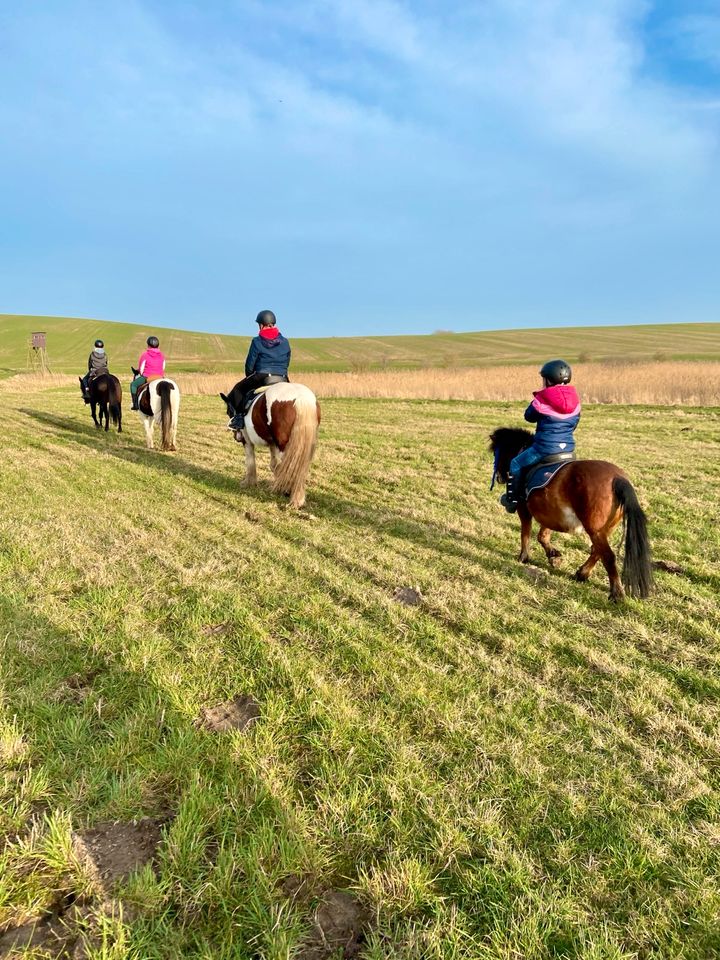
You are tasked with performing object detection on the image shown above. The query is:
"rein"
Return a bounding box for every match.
[490,447,500,490]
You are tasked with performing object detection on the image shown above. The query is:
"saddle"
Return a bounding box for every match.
[243,375,287,413]
[524,452,576,496]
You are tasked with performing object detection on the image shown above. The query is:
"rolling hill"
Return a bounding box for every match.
[2,313,720,377]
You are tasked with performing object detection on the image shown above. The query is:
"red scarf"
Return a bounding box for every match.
[259,326,280,340]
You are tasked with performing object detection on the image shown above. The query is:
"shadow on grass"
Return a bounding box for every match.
[20,407,494,561]
[20,407,621,603]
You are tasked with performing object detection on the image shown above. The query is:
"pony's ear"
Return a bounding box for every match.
[219,393,228,403]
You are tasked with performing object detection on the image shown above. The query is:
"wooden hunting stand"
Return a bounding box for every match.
[27,332,51,374]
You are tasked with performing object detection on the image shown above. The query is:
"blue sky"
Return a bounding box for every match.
[1,1,719,338]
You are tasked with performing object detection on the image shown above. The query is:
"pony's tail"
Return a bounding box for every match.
[614,476,653,598]
[157,381,175,451]
[108,378,121,428]
[272,394,318,508]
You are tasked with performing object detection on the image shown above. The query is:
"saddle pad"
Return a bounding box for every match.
[243,388,266,414]
[525,459,572,496]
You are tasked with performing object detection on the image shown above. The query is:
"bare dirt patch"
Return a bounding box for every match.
[522,565,549,584]
[652,559,686,576]
[0,892,93,959]
[200,622,233,637]
[72,817,168,896]
[297,890,371,960]
[0,915,67,957]
[197,694,260,733]
[53,669,102,704]
[392,586,423,607]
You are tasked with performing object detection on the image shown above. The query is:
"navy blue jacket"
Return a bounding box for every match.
[524,384,581,455]
[245,331,291,377]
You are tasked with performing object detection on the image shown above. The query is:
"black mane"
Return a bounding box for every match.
[488,427,533,456]
[219,381,244,417]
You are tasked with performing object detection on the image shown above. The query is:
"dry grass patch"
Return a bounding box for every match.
[7,361,720,405]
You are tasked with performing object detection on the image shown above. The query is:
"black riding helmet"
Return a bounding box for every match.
[540,359,572,385]
[94,339,104,348]
[256,310,276,327]
[147,336,160,348]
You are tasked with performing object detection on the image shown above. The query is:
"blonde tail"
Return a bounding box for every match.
[272,394,318,508]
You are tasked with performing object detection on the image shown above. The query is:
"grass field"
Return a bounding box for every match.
[1,385,720,959]
[3,314,720,377]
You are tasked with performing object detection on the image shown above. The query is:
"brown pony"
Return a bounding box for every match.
[489,428,652,601]
[79,373,122,432]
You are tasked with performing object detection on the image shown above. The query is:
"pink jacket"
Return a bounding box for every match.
[138,347,166,378]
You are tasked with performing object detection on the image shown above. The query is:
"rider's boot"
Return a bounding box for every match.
[500,473,519,513]
[228,411,245,432]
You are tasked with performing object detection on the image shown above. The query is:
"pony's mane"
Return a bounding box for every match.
[488,427,534,454]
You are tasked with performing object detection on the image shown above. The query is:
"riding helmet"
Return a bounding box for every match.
[540,359,572,385]
[94,339,104,348]
[256,310,276,327]
[147,335,160,348]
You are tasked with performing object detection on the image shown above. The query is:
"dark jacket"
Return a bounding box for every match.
[87,349,109,378]
[245,328,291,377]
[524,384,581,455]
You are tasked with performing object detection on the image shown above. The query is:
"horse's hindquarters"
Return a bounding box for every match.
[142,379,180,451]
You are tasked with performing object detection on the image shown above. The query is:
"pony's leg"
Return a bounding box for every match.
[91,401,100,428]
[103,402,109,431]
[583,531,624,602]
[142,415,154,450]
[518,506,532,563]
[538,526,562,566]
[268,445,279,474]
[596,532,624,602]
[244,440,257,486]
[170,410,178,451]
[574,546,600,583]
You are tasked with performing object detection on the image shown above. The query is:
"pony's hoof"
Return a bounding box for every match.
[518,553,530,564]
[609,588,626,603]
[574,570,589,582]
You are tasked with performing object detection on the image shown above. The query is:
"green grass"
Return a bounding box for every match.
[3,313,720,377]
[1,387,719,958]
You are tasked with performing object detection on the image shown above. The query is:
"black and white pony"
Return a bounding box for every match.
[131,366,180,451]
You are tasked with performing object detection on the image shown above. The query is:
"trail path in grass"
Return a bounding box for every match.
[1,389,719,959]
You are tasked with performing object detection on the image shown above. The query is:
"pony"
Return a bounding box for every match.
[78,373,122,432]
[220,381,320,509]
[489,427,653,602]
[131,366,180,451]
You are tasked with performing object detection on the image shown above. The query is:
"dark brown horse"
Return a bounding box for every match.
[79,373,123,432]
[489,428,652,601]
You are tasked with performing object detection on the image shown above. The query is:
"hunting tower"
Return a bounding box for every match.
[27,332,51,374]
